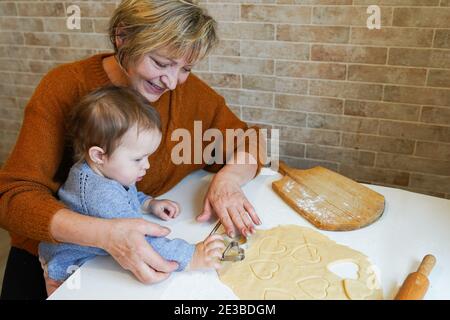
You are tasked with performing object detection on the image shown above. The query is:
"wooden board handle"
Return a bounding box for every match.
[278,160,296,176]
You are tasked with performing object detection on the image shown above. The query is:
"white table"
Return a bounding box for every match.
[49,168,450,300]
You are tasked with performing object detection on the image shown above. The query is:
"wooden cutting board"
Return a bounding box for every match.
[272,161,385,231]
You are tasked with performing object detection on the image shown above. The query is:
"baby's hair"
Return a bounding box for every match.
[69,86,162,163]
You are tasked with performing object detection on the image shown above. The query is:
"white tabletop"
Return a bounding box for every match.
[49,168,450,300]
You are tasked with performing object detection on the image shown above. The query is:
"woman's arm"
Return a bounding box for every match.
[0,67,75,243]
[220,151,259,185]
[194,89,267,238]
[50,208,178,284]
[50,208,108,248]
[53,178,181,283]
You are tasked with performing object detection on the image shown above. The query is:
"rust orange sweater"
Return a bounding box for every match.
[0,53,261,256]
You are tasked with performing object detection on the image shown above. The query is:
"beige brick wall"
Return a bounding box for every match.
[1,1,449,199]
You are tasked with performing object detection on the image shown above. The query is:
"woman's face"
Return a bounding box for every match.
[126,48,194,102]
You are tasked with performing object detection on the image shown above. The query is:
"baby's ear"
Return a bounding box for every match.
[88,146,106,164]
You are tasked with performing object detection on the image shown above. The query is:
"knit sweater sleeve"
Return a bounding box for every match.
[136,191,151,206]
[0,66,80,243]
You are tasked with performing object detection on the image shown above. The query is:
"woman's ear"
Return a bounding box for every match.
[115,25,126,49]
[88,146,106,164]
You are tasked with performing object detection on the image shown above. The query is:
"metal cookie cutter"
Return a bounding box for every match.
[209,221,245,262]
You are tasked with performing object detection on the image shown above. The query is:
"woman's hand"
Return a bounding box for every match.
[145,199,181,221]
[100,218,179,284]
[196,170,262,238]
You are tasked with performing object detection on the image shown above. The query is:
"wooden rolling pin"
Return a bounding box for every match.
[395,254,436,300]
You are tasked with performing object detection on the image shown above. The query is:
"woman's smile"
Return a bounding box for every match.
[145,79,166,95]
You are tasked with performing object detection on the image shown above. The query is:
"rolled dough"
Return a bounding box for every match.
[217,225,383,300]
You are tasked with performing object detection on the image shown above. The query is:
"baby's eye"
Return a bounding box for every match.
[134,158,142,162]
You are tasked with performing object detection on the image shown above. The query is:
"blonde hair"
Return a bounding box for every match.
[69,86,161,163]
[109,0,218,68]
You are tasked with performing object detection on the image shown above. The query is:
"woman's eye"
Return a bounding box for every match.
[183,68,192,73]
[152,58,168,68]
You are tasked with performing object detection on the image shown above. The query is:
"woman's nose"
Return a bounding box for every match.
[161,69,178,90]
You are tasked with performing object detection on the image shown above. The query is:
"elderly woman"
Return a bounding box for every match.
[0,0,264,299]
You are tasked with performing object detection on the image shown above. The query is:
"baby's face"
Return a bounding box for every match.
[102,127,162,187]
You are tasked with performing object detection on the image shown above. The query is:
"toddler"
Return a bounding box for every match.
[39,86,224,296]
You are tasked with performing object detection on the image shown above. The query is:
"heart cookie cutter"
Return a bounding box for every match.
[209,221,245,262]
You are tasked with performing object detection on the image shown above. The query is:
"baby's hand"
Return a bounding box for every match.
[188,234,225,270]
[147,199,180,221]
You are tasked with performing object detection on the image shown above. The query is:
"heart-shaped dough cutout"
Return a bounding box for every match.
[297,277,329,299]
[291,245,321,264]
[250,261,280,280]
[343,279,373,300]
[259,236,287,255]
